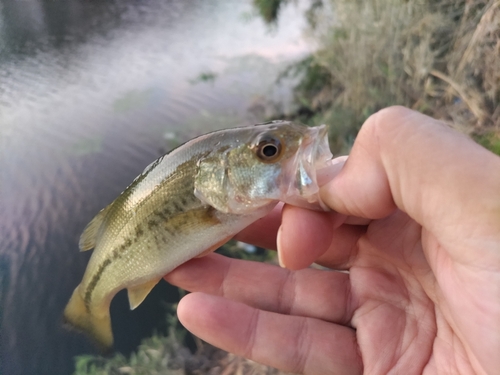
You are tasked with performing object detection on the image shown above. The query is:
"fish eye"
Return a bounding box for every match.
[254,136,283,162]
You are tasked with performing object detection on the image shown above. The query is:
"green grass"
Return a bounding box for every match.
[474,132,500,156]
[74,310,289,375]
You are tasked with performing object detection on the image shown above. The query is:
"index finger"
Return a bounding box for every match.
[233,203,283,250]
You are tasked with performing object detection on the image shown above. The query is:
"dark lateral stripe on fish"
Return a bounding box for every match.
[83,205,220,308]
[83,227,149,309]
[84,236,137,309]
[84,259,111,310]
[135,225,144,237]
[82,157,198,304]
[82,158,210,309]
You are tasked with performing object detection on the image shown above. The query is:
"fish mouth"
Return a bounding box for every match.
[282,124,333,211]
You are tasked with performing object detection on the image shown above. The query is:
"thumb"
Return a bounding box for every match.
[320,106,500,237]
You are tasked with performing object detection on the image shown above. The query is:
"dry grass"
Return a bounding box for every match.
[304,0,499,139]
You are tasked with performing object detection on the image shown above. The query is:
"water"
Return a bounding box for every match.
[0,1,310,374]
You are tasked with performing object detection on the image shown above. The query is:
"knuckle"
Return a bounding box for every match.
[292,319,312,373]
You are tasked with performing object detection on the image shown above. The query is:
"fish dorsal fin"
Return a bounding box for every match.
[79,205,112,251]
[127,278,161,310]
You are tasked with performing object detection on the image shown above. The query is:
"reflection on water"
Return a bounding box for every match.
[0,0,310,374]
[0,256,9,375]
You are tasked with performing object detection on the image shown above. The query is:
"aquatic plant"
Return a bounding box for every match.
[189,72,218,85]
[252,0,289,24]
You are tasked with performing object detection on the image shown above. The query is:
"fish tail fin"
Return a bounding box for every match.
[63,286,113,353]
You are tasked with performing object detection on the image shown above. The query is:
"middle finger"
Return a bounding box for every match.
[165,253,354,325]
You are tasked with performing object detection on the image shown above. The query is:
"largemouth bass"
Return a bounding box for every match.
[63,120,333,351]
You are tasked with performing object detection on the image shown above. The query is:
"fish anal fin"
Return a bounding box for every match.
[195,236,232,258]
[79,205,112,251]
[63,286,113,354]
[127,278,161,310]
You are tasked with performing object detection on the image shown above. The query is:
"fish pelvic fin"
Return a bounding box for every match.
[63,286,113,353]
[195,235,233,258]
[127,278,161,310]
[79,205,111,251]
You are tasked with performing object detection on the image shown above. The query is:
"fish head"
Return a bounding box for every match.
[194,121,333,214]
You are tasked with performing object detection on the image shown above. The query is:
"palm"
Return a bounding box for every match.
[346,212,444,374]
[339,209,496,374]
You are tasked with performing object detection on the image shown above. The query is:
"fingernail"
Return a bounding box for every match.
[277,226,286,268]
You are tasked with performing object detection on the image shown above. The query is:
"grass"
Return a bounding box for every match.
[475,131,500,155]
[75,333,289,375]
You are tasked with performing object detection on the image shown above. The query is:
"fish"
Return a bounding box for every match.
[63,120,333,351]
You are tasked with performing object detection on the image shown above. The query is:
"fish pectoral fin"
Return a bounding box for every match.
[127,278,161,310]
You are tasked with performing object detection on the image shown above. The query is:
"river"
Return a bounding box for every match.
[0,1,310,374]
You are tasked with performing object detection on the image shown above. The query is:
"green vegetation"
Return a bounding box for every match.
[74,301,288,375]
[475,131,500,155]
[189,71,218,85]
[216,240,275,262]
[74,310,202,375]
[75,333,287,375]
[252,0,288,24]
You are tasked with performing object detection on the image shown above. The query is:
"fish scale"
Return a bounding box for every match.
[63,121,333,351]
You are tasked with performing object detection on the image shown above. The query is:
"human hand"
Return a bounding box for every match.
[165,107,500,374]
